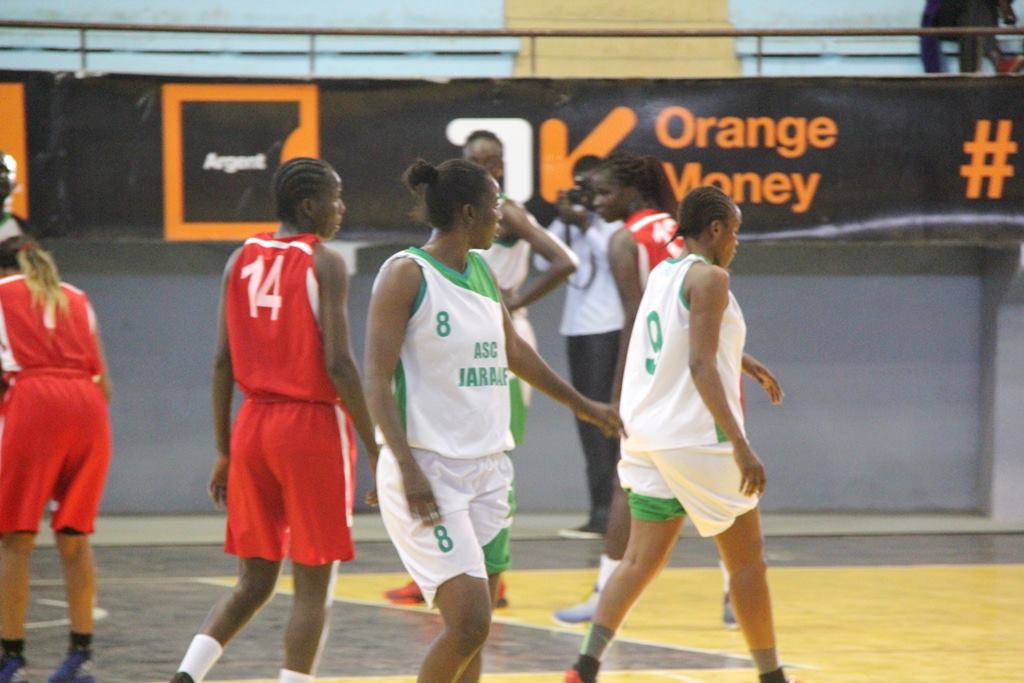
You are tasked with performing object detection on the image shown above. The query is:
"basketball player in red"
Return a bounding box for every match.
[0,236,112,683]
[170,158,378,683]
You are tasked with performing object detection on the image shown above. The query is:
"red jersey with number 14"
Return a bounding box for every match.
[226,233,337,403]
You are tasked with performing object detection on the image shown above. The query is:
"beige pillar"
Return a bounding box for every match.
[506,0,740,78]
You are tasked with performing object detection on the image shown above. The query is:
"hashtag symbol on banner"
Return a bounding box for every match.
[960,120,1017,199]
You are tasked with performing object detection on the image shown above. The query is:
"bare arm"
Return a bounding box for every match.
[500,201,577,311]
[686,264,765,497]
[742,352,784,405]
[209,249,240,509]
[499,284,623,439]
[607,228,643,405]
[364,258,441,525]
[314,245,379,475]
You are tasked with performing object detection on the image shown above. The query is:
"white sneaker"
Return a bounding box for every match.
[553,590,600,624]
[722,592,738,629]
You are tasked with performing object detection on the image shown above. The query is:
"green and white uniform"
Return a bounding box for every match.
[618,253,756,537]
[476,230,535,445]
[375,247,515,606]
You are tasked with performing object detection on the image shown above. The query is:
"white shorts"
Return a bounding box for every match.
[377,446,514,607]
[618,444,759,538]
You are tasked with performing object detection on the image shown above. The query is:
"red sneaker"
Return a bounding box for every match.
[563,668,585,683]
[495,579,509,609]
[383,579,424,604]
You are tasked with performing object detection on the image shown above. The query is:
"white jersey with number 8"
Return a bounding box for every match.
[375,247,514,459]
[620,253,746,452]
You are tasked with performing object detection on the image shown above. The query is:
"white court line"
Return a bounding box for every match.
[27,599,108,630]
[191,578,767,667]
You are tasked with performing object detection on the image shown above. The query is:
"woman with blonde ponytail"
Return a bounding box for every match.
[0,235,112,683]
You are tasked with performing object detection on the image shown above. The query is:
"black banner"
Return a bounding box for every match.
[6,71,1022,241]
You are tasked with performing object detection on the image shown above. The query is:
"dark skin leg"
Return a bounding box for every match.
[714,508,776,650]
[200,557,280,645]
[417,574,492,683]
[455,573,503,683]
[55,532,96,635]
[603,487,630,560]
[592,516,684,630]
[0,532,35,640]
[283,561,336,673]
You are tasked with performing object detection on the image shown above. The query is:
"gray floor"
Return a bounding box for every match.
[32,512,1024,548]
[17,532,1024,682]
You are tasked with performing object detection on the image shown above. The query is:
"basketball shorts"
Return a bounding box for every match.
[0,374,112,535]
[225,398,356,565]
[618,444,759,537]
[377,446,514,607]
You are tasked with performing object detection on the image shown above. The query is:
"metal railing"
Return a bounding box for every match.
[1,20,1023,76]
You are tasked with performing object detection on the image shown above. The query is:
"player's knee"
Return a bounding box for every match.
[730,555,768,584]
[234,572,277,608]
[1,531,36,554]
[447,607,491,655]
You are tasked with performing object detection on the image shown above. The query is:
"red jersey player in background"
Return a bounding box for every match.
[554,152,782,628]
[170,158,378,683]
[0,236,112,683]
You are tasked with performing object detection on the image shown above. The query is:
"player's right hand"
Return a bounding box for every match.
[733,442,766,498]
[400,462,442,526]
[208,454,229,510]
[576,399,625,439]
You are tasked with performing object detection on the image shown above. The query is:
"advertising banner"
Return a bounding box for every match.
[4,73,1021,241]
[0,82,28,220]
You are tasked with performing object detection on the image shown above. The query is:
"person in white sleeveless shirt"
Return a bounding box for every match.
[366,158,622,683]
[0,152,27,242]
[565,187,796,683]
[382,130,578,609]
[465,129,577,445]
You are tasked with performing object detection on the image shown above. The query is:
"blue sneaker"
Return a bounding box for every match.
[553,589,600,625]
[722,592,738,630]
[47,651,93,683]
[0,654,28,683]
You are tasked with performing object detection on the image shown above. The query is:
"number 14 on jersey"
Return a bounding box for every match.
[240,255,284,321]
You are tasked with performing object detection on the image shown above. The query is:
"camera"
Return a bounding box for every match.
[566,176,593,210]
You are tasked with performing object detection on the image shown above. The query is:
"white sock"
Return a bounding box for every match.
[719,560,730,593]
[279,669,314,683]
[177,634,223,682]
[595,554,621,592]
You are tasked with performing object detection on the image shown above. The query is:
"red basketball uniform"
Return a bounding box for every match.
[625,208,685,283]
[223,233,357,565]
[0,274,112,534]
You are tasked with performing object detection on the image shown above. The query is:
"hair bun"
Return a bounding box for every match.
[404,159,440,188]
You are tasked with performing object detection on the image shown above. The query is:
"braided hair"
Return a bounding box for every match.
[0,236,68,320]
[676,186,736,240]
[598,151,678,217]
[271,157,336,223]
[403,158,492,232]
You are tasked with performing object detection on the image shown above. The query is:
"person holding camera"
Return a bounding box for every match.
[536,171,629,541]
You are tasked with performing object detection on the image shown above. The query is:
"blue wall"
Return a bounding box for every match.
[47,241,1014,516]
[0,1,518,77]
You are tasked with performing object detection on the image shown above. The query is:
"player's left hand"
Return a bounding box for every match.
[208,454,229,510]
[743,355,784,405]
[365,488,379,506]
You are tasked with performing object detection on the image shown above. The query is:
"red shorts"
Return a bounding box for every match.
[0,374,112,534]
[225,398,357,565]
